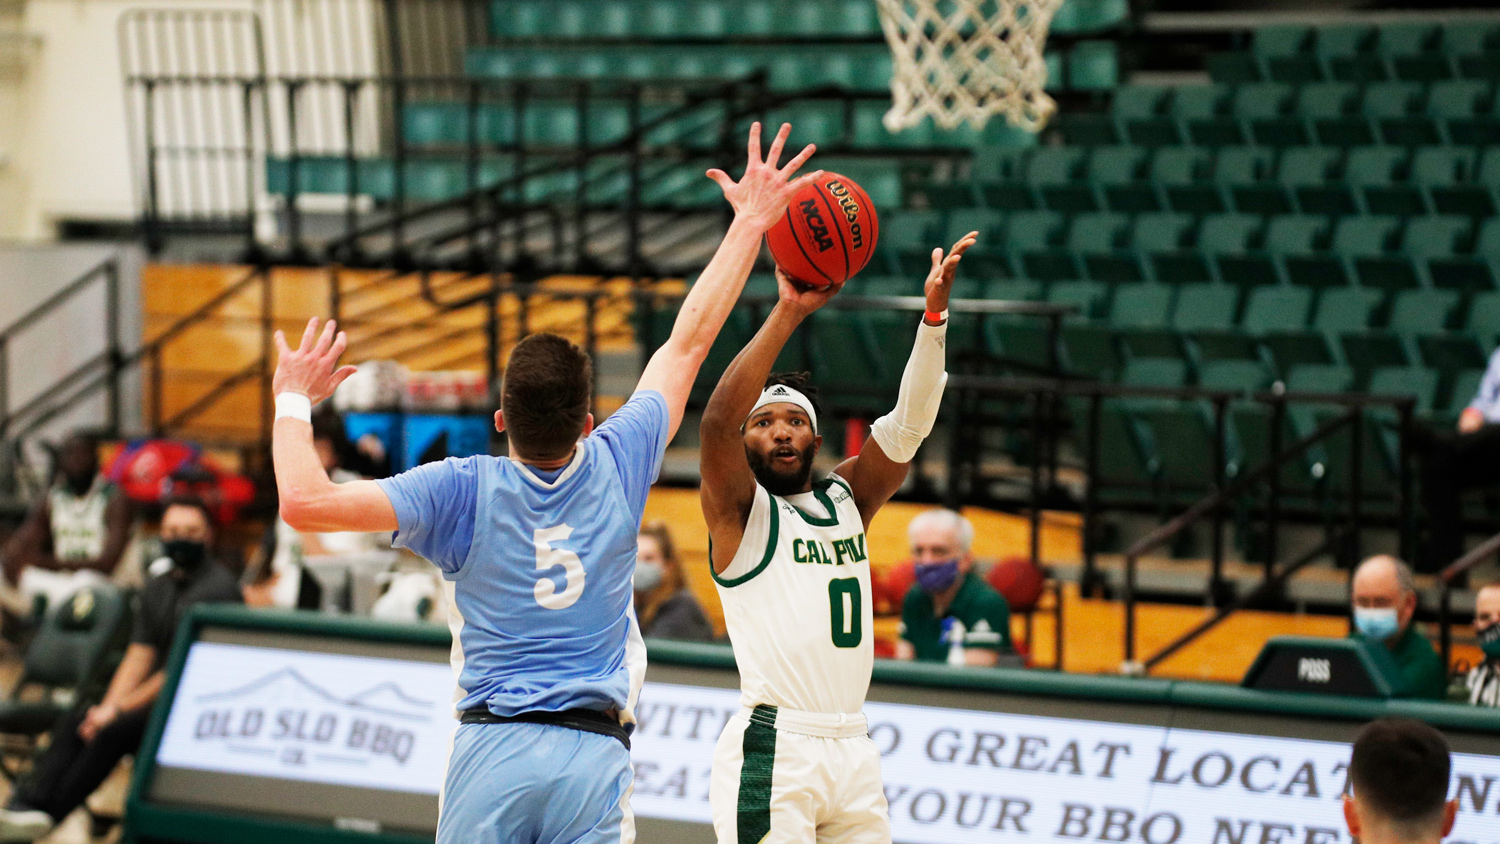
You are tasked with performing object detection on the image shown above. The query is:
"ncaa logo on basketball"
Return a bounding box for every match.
[798,198,836,252]
[826,181,864,249]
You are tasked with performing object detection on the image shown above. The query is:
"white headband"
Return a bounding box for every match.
[746,384,819,435]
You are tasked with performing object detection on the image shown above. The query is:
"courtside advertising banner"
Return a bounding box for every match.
[155,642,454,794]
[630,682,1500,844]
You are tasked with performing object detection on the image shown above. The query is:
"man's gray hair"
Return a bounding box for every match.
[1358,554,1417,597]
[907,508,974,554]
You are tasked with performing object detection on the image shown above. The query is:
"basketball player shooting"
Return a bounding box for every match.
[699,231,978,844]
[268,122,820,844]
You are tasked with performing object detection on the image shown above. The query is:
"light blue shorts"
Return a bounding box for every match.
[438,721,634,844]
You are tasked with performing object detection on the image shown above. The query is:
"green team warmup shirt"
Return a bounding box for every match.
[899,570,1013,662]
[1351,625,1447,700]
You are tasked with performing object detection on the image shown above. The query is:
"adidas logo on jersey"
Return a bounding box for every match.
[792,536,868,567]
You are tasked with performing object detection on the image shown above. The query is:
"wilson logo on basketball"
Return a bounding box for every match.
[799,198,836,252]
[826,181,864,249]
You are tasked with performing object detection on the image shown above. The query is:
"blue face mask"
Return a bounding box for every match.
[1478,623,1500,660]
[1354,607,1400,640]
[915,559,961,594]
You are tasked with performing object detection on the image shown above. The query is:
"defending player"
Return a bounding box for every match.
[269,122,820,844]
[700,231,978,843]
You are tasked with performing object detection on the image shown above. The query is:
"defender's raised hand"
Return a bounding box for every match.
[273,317,358,406]
[924,231,979,317]
[707,122,822,233]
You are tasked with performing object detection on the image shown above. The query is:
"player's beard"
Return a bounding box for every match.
[746,441,816,497]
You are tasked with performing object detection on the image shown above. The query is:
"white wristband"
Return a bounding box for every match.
[274,392,312,423]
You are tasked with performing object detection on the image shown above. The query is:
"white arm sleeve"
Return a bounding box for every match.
[868,318,948,464]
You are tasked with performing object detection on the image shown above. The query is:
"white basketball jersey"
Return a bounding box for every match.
[48,478,113,563]
[713,474,873,715]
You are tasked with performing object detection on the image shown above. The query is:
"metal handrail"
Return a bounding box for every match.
[1437,529,1500,671]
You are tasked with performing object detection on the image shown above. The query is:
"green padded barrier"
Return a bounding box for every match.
[1153,147,1221,213]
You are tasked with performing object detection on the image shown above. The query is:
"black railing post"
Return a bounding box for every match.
[466,78,483,268]
[143,80,163,254]
[574,81,591,269]
[1397,402,1414,566]
[243,80,262,262]
[1439,582,1452,676]
[1210,396,1227,606]
[1053,579,1065,672]
[0,337,9,437]
[343,80,362,259]
[260,267,274,450]
[105,261,122,436]
[1029,387,1043,568]
[392,75,410,265]
[1124,551,1137,666]
[150,346,164,435]
[1267,396,1284,581]
[285,80,305,260]
[1348,406,1364,570]
[626,85,643,279]
[1081,392,1102,597]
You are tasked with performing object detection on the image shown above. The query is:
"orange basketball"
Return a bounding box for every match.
[766,171,879,287]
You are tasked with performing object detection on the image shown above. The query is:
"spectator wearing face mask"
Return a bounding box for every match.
[1350,555,1446,700]
[1465,583,1500,707]
[633,522,713,641]
[896,509,1012,665]
[0,495,242,842]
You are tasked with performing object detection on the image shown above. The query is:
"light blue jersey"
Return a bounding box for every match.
[378,390,668,721]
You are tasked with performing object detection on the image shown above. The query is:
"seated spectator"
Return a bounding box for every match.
[1465,582,1500,707]
[896,509,1013,665]
[246,411,384,609]
[1350,555,1446,699]
[1343,718,1457,844]
[1417,344,1500,573]
[634,522,713,641]
[0,432,133,617]
[0,496,241,842]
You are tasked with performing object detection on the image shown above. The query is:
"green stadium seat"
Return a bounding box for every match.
[724,0,776,35]
[1345,146,1422,216]
[1052,0,1130,35]
[1069,212,1137,282]
[1318,25,1384,83]
[1174,86,1241,146]
[1175,284,1244,361]
[1336,330,1415,387]
[1428,80,1500,145]
[1007,211,1071,280]
[1207,51,1261,86]
[1300,82,1372,146]
[1391,288,1460,333]
[1255,25,1318,83]
[1404,216,1484,290]
[1335,215,1417,290]
[1382,23,1451,82]
[1313,286,1383,333]
[1121,356,1188,387]
[1260,330,1337,376]
[1200,359,1273,392]
[523,103,581,145]
[1266,214,1333,286]
[1413,146,1490,216]
[1047,280,1111,319]
[1135,211,1208,283]
[1243,285,1314,331]
[985,279,1045,302]
[1278,146,1352,215]
[879,209,943,274]
[808,311,889,410]
[1474,216,1500,290]
[1418,333,1488,372]
[1199,212,1270,286]
[1112,285,1180,359]
[1445,368,1486,417]
[1027,147,1095,212]
[1073,398,1161,504]
[987,322,1058,374]
[1467,289,1500,337]
[1364,82,1441,146]
[860,275,919,297]
[1235,83,1307,146]
[1368,366,1440,414]
[1060,324,1123,379]
[1154,147,1222,213]
[1115,85,1177,146]
[1446,22,1500,79]
[1217,147,1287,214]
[1067,41,1120,90]
[1090,146,1158,212]
[1133,398,1238,496]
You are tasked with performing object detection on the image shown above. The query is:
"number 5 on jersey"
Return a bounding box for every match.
[534,525,584,609]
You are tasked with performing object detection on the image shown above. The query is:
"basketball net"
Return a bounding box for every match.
[875,0,1065,133]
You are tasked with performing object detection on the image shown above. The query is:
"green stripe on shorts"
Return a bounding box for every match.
[737,704,777,844]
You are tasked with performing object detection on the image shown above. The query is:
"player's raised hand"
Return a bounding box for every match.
[923,231,979,315]
[273,317,358,406]
[773,266,844,318]
[707,122,822,233]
